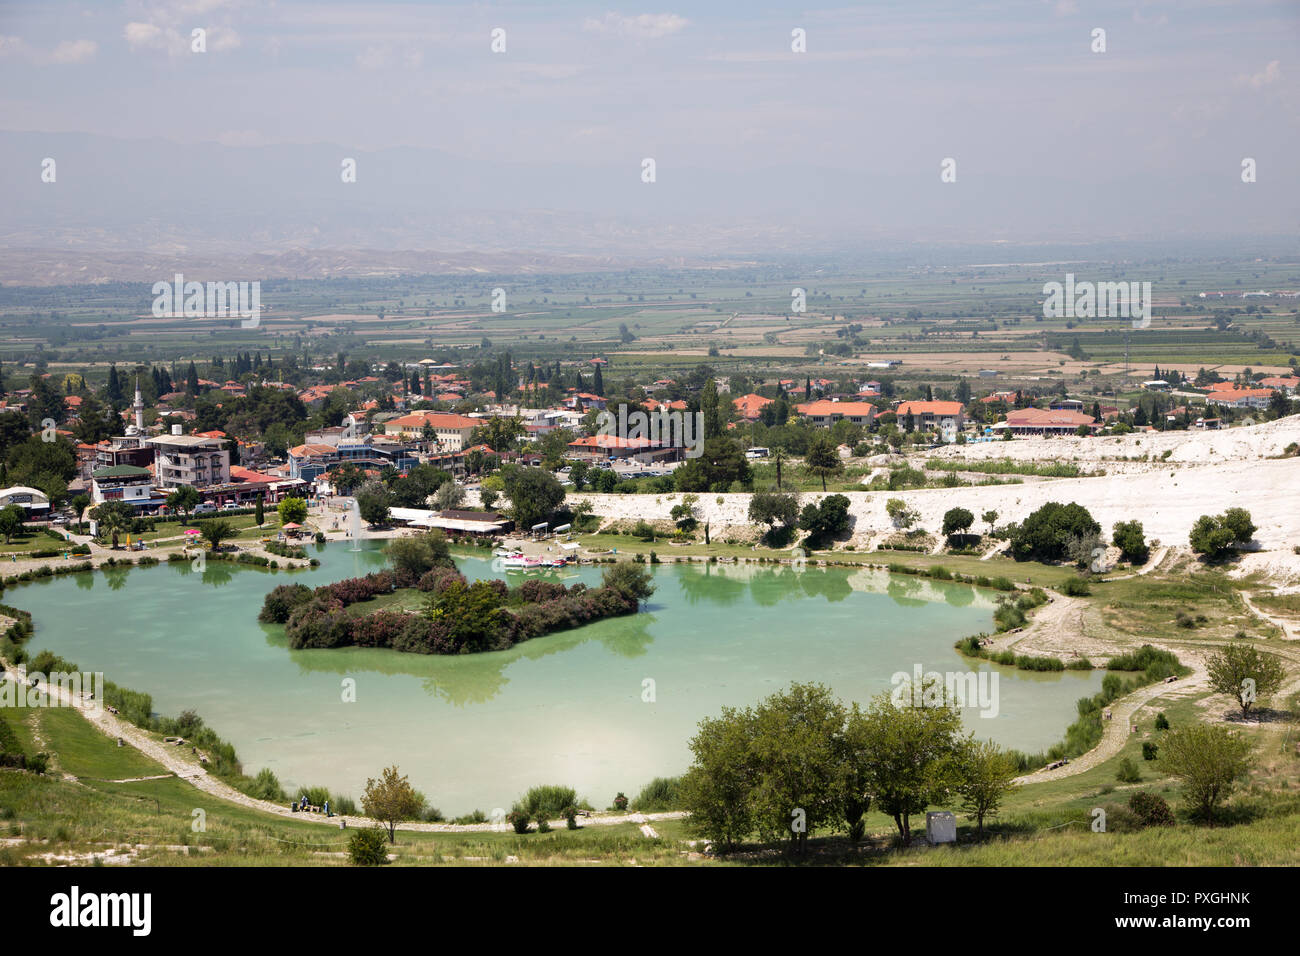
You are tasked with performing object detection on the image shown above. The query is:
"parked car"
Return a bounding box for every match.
[193,502,217,514]
[221,502,241,511]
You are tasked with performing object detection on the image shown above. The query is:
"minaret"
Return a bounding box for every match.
[133,375,144,435]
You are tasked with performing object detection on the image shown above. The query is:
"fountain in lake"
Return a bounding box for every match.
[348,499,362,551]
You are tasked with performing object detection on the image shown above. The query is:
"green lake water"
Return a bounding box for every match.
[11,542,1101,815]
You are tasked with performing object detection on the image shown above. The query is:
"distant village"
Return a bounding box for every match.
[0,351,1296,524]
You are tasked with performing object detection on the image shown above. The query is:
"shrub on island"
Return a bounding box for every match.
[278,563,655,655]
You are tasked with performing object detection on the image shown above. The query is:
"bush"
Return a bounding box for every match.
[347,828,390,866]
[1009,502,1100,563]
[507,810,531,834]
[246,767,285,801]
[1116,757,1141,783]
[515,784,579,820]
[257,583,314,623]
[1142,741,1159,761]
[1128,791,1175,827]
[613,792,629,811]
[1111,520,1149,564]
[1155,712,1170,731]
[1060,576,1092,597]
[1190,508,1255,559]
[631,776,684,812]
[563,806,579,829]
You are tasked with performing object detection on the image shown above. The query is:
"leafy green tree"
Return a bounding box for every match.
[199,519,237,551]
[601,562,656,607]
[798,494,851,546]
[166,485,200,523]
[748,489,800,544]
[1159,724,1254,822]
[680,705,760,849]
[355,479,391,527]
[277,496,308,526]
[942,507,975,543]
[69,492,91,527]
[254,498,264,526]
[1220,508,1256,545]
[537,428,575,469]
[469,416,526,454]
[955,739,1017,835]
[90,500,132,548]
[1111,519,1149,564]
[1189,509,1255,559]
[886,497,918,530]
[327,463,369,496]
[804,433,843,492]
[0,504,25,543]
[386,531,452,577]
[673,435,751,493]
[746,683,849,851]
[24,372,64,431]
[670,494,699,533]
[1207,643,1286,717]
[360,765,425,843]
[1009,501,1100,562]
[6,436,77,495]
[848,691,968,845]
[503,466,565,531]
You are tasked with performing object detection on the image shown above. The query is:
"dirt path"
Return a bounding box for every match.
[1240,591,1298,641]
[1013,676,1195,784]
[1104,546,1169,581]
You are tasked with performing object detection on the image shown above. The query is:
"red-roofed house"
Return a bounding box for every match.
[796,400,877,427]
[1258,376,1299,396]
[731,393,773,420]
[1004,407,1096,435]
[894,400,966,429]
[1206,387,1276,410]
[382,411,479,449]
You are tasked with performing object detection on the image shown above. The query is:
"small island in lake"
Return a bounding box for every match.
[258,531,655,655]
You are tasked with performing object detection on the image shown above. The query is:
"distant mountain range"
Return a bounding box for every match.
[0,130,1295,285]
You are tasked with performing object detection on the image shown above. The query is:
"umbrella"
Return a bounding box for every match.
[184,529,201,536]
[281,522,302,530]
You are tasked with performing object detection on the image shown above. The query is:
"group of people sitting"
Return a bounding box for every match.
[290,794,333,816]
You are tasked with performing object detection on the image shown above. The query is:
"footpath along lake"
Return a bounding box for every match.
[13,542,1101,814]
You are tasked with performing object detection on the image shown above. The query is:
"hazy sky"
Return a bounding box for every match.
[1,1,1297,249]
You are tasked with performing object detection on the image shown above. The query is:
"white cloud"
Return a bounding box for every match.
[355,44,422,71]
[124,21,175,52]
[207,26,241,52]
[50,39,98,64]
[1240,60,1281,90]
[582,13,688,39]
[0,35,28,58]
[123,1,243,56]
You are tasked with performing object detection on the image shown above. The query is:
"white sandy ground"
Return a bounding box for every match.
[570,415,1300,580]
